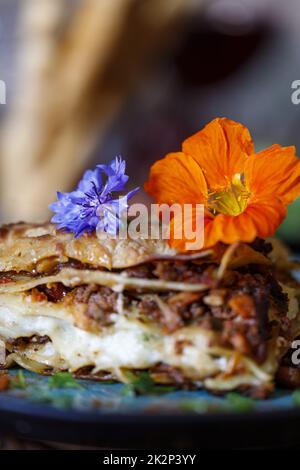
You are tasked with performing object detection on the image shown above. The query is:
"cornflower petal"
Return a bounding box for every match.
[50,157,138,237]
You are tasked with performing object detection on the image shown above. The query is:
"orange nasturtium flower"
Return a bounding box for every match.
[144,117,300,250]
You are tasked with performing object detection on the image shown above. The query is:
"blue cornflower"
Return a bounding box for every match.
[49,156,139,237]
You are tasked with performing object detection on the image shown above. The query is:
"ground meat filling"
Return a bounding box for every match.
[124,237,273,284]
[37,283,71,302]
[137,270,288,363]
[276,366,300,389]
[215,271,289,363]
[7,335,51,353]
[150,363,196,389]
[74,285,119,326]
[38,265,287,364]
[125,261,217,285]
[24,240,289,364]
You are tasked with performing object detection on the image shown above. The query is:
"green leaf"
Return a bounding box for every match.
[224,393,255,412]
[48,372,83,390]
[11,370,27,389]
[122,371,176,396]
[178,399,209,413]
[178,393,255,414]
[292,390,300,406]
[29,386,74,408]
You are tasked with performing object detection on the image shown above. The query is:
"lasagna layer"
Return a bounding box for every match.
[0,223,299,395]
[0,292,277,392]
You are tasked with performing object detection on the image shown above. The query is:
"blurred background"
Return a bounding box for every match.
[0,0,299,246]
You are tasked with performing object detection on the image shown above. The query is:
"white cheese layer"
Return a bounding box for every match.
[0,293,223,380]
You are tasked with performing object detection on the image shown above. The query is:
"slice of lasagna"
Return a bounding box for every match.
[0,223,299,397]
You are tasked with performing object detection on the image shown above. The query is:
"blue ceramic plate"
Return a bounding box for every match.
[0,370,300,448]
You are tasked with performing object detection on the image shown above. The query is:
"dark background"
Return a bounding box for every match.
[0,0,300,244]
